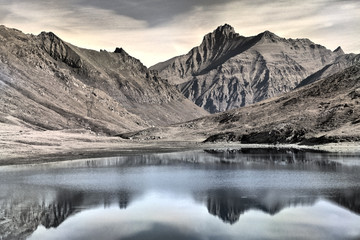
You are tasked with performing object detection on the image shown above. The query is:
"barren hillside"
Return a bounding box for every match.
[123,64,360,144]
[0,25,208,135]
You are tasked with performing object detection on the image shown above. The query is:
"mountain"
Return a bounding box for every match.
[0,25,207,135]
[122,64,360,144]
[297,51,360,88]
[151,24,347,113]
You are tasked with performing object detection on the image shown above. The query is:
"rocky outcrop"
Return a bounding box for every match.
[151,24,346,113]
[0,25,208,134]
[39,32,83,68]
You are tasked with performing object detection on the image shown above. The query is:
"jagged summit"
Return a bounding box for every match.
[334,46,345,55]
[114,47,133,59]
[212,23,238,38]
[39,31,57,37]
[259,30,280,40]
[151,24,348,113]
[201,24,240,46]
[114,47,126,54]
[218,23,233,30]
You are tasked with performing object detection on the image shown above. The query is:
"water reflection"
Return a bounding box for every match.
[0,149,359,240]
[0,188,135,239]
[204,188,317,224]
[203,187,360,224]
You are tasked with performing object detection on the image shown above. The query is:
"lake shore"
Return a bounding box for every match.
[1,125,359,166]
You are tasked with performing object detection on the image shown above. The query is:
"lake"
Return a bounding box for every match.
[1,148,360,240]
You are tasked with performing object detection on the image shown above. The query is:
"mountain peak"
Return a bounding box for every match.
[333,46,345,55]
[200,24,239,49]
[216,24,235,33]
[114,47,127,54]
[114,47,133,59]
[39,31,59,39]
[38,31,64,45]
[259,30,279,40]
[213,24,237,39]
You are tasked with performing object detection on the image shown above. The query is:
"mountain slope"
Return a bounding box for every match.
[122,64,360,144]
[0,25,208,134]
[297,52,360,88]
[151,24,345,113]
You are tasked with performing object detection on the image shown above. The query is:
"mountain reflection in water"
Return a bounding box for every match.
[0,149,359,240]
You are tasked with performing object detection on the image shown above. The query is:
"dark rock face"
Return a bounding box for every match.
[39,32,83,68]
[0,25,208,134]
[333,46,345,55]
[204,125,307,144]
[151,24,347,113]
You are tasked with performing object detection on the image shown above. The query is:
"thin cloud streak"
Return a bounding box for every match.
[0,0,359,66]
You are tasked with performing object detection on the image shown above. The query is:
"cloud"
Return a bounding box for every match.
[73,0,238,27]
[1,1,147,31]
[0,1,151,61]
[164,0,360,55]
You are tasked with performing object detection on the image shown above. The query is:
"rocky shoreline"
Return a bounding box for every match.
[1,125,359,166]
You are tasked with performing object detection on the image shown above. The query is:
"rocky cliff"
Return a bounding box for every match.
[151,24,346,113]
[0,25,208,134]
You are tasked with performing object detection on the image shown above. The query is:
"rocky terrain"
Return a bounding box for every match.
[1,24,359,240]
[151,24,351,113]
[297,52,360,88]
[0,24,359,165]
[122,64,360,144]
[0,25,207,135]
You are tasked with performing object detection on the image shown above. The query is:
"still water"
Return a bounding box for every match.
[1,149,360,240]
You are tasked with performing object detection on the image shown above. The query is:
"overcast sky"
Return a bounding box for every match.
[1,0,359,66]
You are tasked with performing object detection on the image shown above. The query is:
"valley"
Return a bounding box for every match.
[0,24,359,166]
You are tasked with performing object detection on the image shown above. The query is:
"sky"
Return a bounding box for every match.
[0,0,359,67]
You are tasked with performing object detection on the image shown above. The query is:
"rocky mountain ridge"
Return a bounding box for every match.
[151,24,349,113]
[297,52,360,88]
[122,64,360,144]
[0,25,208,134]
